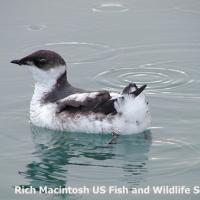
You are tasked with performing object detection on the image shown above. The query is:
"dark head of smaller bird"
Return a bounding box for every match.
[11,50,66,70]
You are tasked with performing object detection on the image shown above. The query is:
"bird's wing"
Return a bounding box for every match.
[56,84,147,115]
[56,90,116,114]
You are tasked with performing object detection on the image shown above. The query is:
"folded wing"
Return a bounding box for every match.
[56,83,147,115]
[56,90,116,114]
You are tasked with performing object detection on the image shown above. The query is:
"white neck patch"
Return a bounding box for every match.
[29,65,66,102]
[29,65,66,87]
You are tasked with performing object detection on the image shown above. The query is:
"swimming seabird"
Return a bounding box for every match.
[11,50,151,134]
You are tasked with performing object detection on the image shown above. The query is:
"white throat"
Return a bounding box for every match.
[30,65,66,103]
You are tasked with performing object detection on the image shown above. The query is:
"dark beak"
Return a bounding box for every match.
[130,84,147,97]
[11,59,22,65]
[11,58,30,66]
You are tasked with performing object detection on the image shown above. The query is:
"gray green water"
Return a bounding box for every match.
[1,0,200,199]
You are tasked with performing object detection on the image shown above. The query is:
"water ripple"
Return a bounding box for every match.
[23,41,116,64]
[94,65,191,94]
[26,25,46,31]
[94,43,200,98]
[173,1,200,15]
[149,137,200,178]
[92,3,129,13]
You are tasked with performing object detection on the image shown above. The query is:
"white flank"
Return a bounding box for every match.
[30,92,150,135]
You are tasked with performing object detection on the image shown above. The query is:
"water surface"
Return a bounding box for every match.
[1,0,200,199]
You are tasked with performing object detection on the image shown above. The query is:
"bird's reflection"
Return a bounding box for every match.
[19,125,152,190]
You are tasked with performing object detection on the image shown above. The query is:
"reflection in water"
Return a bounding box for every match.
[19,125,152,193]
[19,126,70,189]
[119,132,152,186]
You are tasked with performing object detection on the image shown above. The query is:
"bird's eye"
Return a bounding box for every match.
[39,59,46,64]
[35,59,47,68]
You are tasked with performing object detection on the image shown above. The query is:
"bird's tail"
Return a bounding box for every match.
[114,83,150,128]
[122,83,147,97]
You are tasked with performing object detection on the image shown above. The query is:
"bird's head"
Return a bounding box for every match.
[11,50,67,85]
